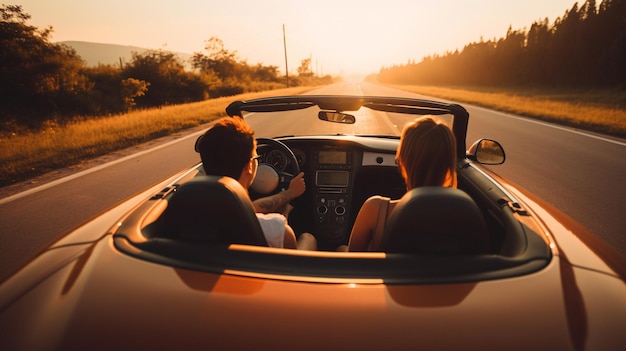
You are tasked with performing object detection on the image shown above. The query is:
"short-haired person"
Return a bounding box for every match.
[346,116,457,251]
[196,116,316,250]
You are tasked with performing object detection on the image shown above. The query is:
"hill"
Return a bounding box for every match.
[59,41,193,67]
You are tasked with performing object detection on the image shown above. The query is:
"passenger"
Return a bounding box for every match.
[196,116,316,250]
[346,116,457,251]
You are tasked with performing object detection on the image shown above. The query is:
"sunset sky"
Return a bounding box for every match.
[17,0,579,76]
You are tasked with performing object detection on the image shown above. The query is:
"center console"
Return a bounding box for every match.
[312,148,353,247]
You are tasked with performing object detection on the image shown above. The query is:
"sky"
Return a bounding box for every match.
[17,0,579,76]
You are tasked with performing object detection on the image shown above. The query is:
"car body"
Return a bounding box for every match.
[1,95,625,350]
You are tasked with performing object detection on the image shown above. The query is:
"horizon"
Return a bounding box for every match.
[18,0,579,76]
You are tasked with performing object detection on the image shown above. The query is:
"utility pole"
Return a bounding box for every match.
[283,24,289,87]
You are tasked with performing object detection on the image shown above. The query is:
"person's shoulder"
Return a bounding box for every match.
[368,195,390,201]
[357,195,390,215]
[364,195,391,206]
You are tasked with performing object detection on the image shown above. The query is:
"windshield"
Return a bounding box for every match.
[244,105,455,139]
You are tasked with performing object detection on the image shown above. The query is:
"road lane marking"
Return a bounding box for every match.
[405,91,626,147]
[469,104,626,147]
[0,130,206,205]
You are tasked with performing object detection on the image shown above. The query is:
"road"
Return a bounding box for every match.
[0,131,204,283]
[1,82,624,283]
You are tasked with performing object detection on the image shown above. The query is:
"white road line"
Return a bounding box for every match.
[469,104,626,147]
[402,90,626,147]
[380,109,401,134]
[0,129,206,205]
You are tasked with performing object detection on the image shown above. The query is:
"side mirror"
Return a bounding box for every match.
[467,139,505,165]
[318,111,356,124]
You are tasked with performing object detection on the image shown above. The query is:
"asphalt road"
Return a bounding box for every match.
[1,82,624,283]
[0,131,205,283]
[465,103,626,257]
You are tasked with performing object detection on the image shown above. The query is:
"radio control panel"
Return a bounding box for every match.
[312,148,353,247]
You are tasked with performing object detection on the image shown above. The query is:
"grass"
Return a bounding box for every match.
[389,85,626,138]
[2,84,624,187]
[0,87,313,186]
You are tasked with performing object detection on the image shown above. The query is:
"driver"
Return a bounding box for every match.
[196,116,316,250]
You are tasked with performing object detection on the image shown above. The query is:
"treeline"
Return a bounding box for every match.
[377,0,626,88]
[0,5,334,129]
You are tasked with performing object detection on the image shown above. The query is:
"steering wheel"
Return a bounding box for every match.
[250,138,300,198]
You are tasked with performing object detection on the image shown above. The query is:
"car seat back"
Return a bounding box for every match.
[153,175,268,246]
[382,187,491,254]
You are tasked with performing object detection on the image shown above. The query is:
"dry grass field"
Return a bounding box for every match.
[0,87,313,186]
[391,85,626,138]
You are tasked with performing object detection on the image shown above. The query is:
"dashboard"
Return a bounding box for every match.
[257,136,405,250]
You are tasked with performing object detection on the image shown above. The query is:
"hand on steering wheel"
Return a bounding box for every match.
[251,138,300,197]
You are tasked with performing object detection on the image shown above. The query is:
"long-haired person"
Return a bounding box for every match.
[346,116,457,251]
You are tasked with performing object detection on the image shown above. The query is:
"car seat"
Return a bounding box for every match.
[153,175,268,246]
[381,187,491,254]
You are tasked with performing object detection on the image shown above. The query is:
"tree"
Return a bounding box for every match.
[192,36,287,97]
[251,63,280,82]
[297,58,312,76]
[377,0,626,88]
[123,50,206,106]
[0,4,90,124]
[192,37,240,81]
[120,78,150,111]
[524,18,551,84]
[82,64,124,114]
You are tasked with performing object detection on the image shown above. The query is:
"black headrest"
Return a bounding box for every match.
[154,176,268,246]
[382,187,490,254]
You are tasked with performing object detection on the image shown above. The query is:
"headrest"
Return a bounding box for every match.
[382,187,490,254]
[154,176,268,246]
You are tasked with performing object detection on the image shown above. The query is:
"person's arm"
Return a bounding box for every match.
[347,196,382,251]
[253,172,305,213]
[296,232,317,251]
[282,224,298,249]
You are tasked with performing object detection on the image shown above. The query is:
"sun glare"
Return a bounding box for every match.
[281,3,422,75]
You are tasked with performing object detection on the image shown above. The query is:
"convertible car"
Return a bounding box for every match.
[0,95,624,350]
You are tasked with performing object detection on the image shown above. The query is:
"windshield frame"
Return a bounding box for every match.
[226,95,469,159]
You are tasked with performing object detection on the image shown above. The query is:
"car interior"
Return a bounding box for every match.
[113,134,552,284]
[113,96,552,283]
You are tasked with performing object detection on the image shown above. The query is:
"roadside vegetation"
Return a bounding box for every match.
[0,5,334,130]
[0,88,313,186]
[377,1,625,89]
[0,4,334,186]
[388,85,626,137]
